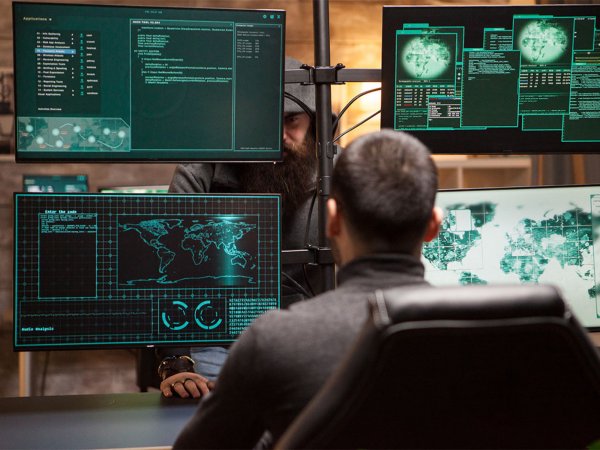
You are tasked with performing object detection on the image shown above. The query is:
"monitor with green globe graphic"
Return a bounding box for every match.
[381,4,600,154]
[423,185,600,330]
[13,193,281,350]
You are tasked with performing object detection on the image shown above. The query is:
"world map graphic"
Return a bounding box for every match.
[119,217,258,287]
[422,198,600,327]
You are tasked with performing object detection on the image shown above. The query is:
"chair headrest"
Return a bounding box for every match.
[370,284,567,328]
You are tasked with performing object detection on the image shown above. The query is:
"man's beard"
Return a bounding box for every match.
[238,135,317,214]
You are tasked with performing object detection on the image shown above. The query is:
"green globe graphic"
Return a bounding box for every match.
[402,36,451,79]
[518,20,568,64]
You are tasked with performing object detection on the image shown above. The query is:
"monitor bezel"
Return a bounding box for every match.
[381,4,600,155]
[13,2,286,163]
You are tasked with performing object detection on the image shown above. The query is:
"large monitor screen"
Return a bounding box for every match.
[13,2,284,162]
[381,5,600,154]
[14,193,281,350]
[23,174,88,192]
[423,185,600,330]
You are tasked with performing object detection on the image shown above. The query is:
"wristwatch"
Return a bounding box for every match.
[157,355,195,380]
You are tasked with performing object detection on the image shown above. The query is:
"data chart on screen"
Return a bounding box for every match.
[13,3,284,161]
[423,186,600,329]
[14,193,281,349]
[382,5,600,153]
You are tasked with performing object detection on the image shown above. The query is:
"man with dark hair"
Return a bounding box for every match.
[157,57,328,398]
[172,129,442,449]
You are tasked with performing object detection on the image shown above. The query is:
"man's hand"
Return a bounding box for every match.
[161,371,215,399]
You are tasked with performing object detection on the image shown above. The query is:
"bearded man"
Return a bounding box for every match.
[157,57,330,398]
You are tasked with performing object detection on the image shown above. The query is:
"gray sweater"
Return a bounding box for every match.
[173,253,427,449]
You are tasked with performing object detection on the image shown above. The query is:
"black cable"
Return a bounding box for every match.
[302,264,316,297]
[303,190,318,248]
[300,188,319,297]
[333,110,381,144]
[282,281,307,298]
[332,87,381,136]
[282,271,312,298]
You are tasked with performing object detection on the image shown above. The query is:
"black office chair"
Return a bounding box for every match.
[275,284,600,449]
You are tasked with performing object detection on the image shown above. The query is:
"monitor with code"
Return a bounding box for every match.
[23,174,88,192]
[13,2,284,162]
[381,4,600,153]
[423,185,600,330]
[14,193,281,350]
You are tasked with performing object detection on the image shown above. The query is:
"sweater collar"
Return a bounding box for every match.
[336,253,426,289]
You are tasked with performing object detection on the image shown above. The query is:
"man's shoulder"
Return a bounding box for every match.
[171,163,241,193]
[234,291,360,366]
[250,287,367,337]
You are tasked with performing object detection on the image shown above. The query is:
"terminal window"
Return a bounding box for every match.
[14,193,281,349]
[13,3,284,162]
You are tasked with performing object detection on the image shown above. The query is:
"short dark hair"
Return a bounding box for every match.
[331,129,438,253]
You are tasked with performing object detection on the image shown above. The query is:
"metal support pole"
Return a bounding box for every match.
[313,0,336,292]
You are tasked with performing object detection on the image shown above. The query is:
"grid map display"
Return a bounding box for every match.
[423,186,600,329]
[381,5,600,153]
[13,2,284,162]
[14,194,281,350]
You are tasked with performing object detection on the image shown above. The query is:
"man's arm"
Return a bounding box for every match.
[160,372,213,399]
[169,163,214,193]
[155,349,212,399]
[173,326,266,449]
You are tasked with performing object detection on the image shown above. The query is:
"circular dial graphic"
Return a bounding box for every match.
[161,300,190,331]
[194,300,223,330]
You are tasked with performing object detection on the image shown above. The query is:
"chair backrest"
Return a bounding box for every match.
[275,284,600,449]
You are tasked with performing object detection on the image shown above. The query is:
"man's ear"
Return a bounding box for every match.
[326,198,341,239]
[423,206,443,243]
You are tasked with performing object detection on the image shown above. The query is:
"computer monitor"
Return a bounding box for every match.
[13,2,284,162]
[22,174,88,192]
[381,4,600,154]
[14,193,281,350]
[98,185,169,194]
[423,185,600,330]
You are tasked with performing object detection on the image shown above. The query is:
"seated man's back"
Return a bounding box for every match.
[174,129,442,448]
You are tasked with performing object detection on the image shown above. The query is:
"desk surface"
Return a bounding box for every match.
[0,392,199,450]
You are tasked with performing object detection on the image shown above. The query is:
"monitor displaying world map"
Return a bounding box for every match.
[423,185,600,330]
[13,193,281,350]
